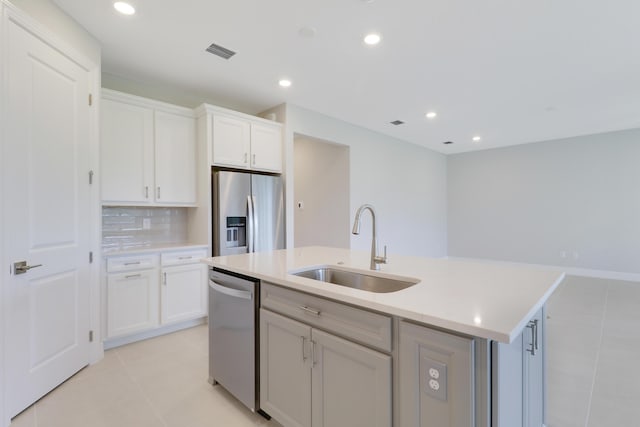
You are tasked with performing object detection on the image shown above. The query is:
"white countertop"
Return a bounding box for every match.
[203,246,565,343]
[102,243,208,257]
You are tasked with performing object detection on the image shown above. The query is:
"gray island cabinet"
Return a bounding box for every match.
[203,246,563,427]
[259,281,545,427]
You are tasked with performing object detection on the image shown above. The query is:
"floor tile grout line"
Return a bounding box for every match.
[113,347,171,427]
[583,280,610,427]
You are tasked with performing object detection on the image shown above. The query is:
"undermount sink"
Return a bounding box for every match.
[290,266,419,293]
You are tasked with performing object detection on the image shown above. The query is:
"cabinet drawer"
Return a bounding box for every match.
[106,254,158,273]
[161,249,207,266]
[261,282,392,352]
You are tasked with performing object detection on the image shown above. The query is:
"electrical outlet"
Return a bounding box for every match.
[142,218,151,230]
[422,356,447,401]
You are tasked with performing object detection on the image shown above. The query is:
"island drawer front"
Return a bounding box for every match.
[261,282,392,352]
[161,249,207,266]
[106,254,159,273]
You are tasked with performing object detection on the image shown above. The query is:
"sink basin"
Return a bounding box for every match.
[290,267,419,293]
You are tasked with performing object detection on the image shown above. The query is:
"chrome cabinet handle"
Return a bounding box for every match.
[311,340,317,366]
[163,272,167,286]
[300,305,321,316]
[252,154,256,165]
[125,274,141,279]
[124,261,141,266]
[13,261,43,275]
[526,319,539,356]
[145,186,149,198]
[178,256,192,260]
[157,186,161,199]
[301,336,307,362]
[244,152,248,164]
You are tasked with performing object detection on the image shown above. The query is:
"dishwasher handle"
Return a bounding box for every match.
[209,280,253,300]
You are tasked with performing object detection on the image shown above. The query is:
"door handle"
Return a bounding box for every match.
[13,261,43,275]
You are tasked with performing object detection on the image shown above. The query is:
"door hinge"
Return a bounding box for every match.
[89,252,93,263]
[89,330,94,342]
[89,170,94,184]
[88,93,93,106]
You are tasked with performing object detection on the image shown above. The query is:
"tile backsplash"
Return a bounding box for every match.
[102,207,189,252]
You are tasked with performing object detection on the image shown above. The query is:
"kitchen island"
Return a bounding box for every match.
[204,246,565,427]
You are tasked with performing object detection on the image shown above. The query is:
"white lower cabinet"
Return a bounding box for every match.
[105,248,207,342]
[260,308,392,427]
[107,268,159,338]
[161,262,207,324]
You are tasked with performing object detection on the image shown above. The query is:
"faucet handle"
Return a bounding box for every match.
[375,245,388,265]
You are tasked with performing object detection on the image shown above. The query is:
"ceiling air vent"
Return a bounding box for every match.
[205,43,236,60]
[390,120,404,126]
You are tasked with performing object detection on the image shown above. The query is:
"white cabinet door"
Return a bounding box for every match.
[250,123,282,172]
[160,263,207,324]
[106,270,159,338]
[154,111,197,204]
[260,309,312,427]
[101,98,154,204]
[312,329,392,427]
[212,114,251,168]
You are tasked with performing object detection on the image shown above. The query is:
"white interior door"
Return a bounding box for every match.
[3,16,91,417]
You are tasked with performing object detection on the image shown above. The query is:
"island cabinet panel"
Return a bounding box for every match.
[260,309,312,427]
[311,328,391,427]
[260,292,392,427]
[398,320,475,427]
[492,307,545,427]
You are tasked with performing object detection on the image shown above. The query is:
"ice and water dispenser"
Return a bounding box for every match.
[225,216,246,248]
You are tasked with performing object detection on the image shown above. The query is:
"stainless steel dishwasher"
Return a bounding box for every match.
[208,269,259,412]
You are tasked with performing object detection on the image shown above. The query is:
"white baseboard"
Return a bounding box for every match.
[445,257,640,283]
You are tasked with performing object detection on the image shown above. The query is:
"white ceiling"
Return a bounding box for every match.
[53,0,640,154]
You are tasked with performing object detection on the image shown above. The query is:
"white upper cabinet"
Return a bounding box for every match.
[209,110,283,173]
[101,90,197,206]
[101,98,154,203]
[154,111,197,204]
[212,114,251,168]
[251,123,283,172]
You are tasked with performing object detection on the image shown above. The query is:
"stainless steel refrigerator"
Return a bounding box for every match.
[212,170,285,256]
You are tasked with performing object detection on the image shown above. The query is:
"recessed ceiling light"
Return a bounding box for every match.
[298,26,317,38]
[472,136,481,142]
[425,112,437,119]
[113,2,135,15]
[364,33,381,45]
[278,79,292,88]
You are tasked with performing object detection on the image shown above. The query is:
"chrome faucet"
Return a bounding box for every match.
[352,204,387,270]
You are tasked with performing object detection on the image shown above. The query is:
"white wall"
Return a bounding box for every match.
[294,136,350,248]
[448,128,640,274]
[284,105,448,257]
[8,0,100,66]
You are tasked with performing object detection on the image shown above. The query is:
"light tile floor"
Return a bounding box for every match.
[10,325,281,427]
[546,275,640,427]
[10,275,639,427]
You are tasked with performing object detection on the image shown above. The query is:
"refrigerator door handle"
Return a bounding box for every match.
[251,195,258,251]
[247,195,254,253]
